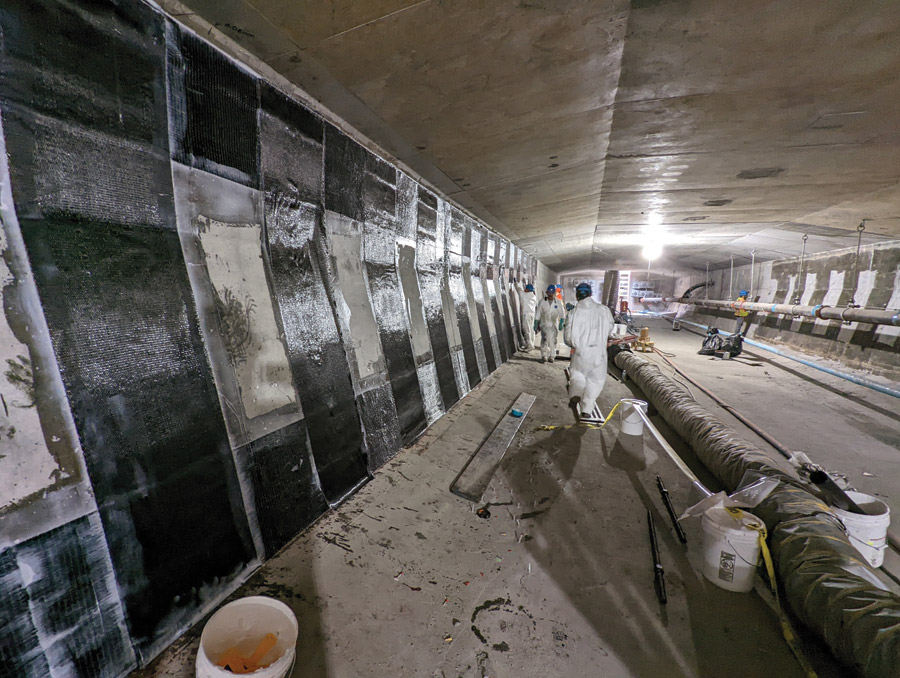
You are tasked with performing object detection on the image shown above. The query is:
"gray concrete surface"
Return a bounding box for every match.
[135,347,848,678]
[159,0,900,272]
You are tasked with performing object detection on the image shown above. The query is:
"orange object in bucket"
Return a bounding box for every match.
[217,633,278,674]
[196,596,297,678]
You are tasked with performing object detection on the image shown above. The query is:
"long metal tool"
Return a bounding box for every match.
[450,392,536,502]
[656,475,687,544]
[647,510,667,605]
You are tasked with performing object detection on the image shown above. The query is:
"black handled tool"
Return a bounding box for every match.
[656,475,688,544]
[647,510,667,605]
[809,470,866,514]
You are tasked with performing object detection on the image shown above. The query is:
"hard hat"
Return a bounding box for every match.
[524,284,534,292]
[575,282,592,300]
[546,284,557,293]
[738,290,749,297]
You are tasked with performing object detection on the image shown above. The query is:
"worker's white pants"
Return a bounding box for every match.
[540,324,558,360]
[523,312,536,349]
[568,346,608,416]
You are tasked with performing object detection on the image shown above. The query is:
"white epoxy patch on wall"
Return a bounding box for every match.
[875,268,900,344]
[790,272,817,332]
[759,262,778,303]
[173,164,302,448]
[198,217,297,419]
[0,228,60,510]
[812,270,845,334]
[0,111,94,539]
[838,270,878,338]
[783,274,796,305]
[325,211,387,387]
[397,241,432,364]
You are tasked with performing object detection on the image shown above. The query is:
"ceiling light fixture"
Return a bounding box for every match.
[642,243,663,261]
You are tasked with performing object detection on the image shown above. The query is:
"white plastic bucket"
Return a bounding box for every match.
[833,491,891,567]
[619,399,647,436]
[196,596,298,678]
[701,507,762,593]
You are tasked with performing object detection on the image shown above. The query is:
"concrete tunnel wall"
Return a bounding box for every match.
[0,1,556,675]
[663,242,900,377]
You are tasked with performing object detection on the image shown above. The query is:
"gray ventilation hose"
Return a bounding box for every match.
[613,349,900,678]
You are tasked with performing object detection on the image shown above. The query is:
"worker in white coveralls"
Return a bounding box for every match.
[518,283,537,350]
[564,282,615,422]
[536,285,564,363]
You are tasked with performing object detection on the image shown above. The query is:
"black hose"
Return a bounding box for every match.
[678,281,712,300]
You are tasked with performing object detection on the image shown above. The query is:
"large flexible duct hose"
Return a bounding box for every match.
[614,349,900,677]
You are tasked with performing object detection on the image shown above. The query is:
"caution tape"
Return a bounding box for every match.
[725,507,818,678]
[533,400,626,432]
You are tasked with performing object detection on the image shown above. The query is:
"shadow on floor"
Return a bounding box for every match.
[496,380,844,678]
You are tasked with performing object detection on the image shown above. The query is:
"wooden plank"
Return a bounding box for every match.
[450,392,536,502]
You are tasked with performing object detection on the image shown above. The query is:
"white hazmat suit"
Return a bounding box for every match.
[564,297,615,418]
[536,297,563,362]
[517,284,537,350]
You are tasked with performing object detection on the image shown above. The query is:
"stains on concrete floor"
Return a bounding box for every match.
[135,347,849,677]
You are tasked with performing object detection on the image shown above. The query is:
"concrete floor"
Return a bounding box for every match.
[134,328,892,677]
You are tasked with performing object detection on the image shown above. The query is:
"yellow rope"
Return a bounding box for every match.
[724,508,818,678]
[533,400,626,431]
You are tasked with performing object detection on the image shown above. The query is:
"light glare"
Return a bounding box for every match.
[643,243,663,261]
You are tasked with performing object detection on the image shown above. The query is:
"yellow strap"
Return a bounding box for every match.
[744,520,818,678]
[534,400,625,432]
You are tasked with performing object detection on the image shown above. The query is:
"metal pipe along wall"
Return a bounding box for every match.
[642,297,900,327]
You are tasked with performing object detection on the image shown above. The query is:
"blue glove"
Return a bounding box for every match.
[558,318,564,331]
[533,320,539,333]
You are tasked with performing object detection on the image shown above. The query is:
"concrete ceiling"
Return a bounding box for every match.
[168,0,900,273]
